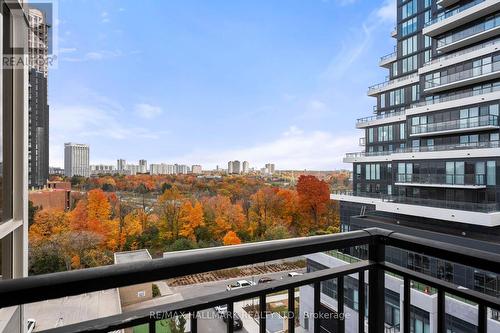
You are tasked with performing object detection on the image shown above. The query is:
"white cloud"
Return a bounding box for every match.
[59,47,77,54]
[61,50,123,62]
[376,0,397,23]
[135,103,163,119]
[49,88,168,167]
[175,126,358,170]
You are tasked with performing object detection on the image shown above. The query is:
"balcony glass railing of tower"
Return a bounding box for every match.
[425,55,500,90]
[437,13,500,49]
[422,38,500,68]
[413,81,500,108]
[344,140,500,159]
[424,0,486,27]
[410,115,499,136]
[332,190,498,212]
[395,173,486,186]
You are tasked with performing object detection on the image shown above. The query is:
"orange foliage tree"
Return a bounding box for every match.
[296,175,330,235]
[223,230,241,245]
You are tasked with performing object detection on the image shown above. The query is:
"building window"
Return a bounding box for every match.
[411,84,420,102]
[401,0,417,20]
[380,93,386,108]
[401,17,418,37]
[392,62,398,77]
[400,123,406,140]
[402,55,418,73]
[368,128,374,143]
[366,164,381,180]
[401,35,418,56]
[487,161,496,185]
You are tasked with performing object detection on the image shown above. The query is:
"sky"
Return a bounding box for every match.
[49,0,396,170]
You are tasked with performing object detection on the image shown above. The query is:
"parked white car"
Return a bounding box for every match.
[214,304,228,315]
[226,279,255,291]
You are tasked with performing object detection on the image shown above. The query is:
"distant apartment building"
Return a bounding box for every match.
[49,166,64,176]
[90,165,116,175]
[64,143,90,177]
[242,161,250,174]
[150,163,175,175]
[28,8,50,188]
[175,164,189,174]
[29,181,72,211]
[227,160,241,174]
[191,165,202,174]
[265,163,276,174]
[139,159,148,173]
[126,164,141,175]
[117,159,126,171]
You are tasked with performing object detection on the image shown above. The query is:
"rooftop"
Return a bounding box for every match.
[114,249,152,264]
[23,289,121,331]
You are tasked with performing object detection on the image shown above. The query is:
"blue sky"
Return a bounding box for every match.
[50,0,396,170]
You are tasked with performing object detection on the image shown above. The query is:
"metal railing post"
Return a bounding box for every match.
[260,294,267,333]
[358,271,366,333]
[288,288,295,333]
[314,281,321,333]
[337,276,345,333]
[437,289,445,333]
[368,239,385,333]
[403,277,411,333]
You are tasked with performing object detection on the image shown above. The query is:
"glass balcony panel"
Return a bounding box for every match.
[410,115,498,135]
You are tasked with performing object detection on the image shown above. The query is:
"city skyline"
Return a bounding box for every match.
[49,0,397,170]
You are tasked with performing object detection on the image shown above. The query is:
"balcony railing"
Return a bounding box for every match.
[411,81,500,108]
[1,228,500,333]
[425,59,500,90]
[356,109,405,126]
[425,0,485,27]
[332,190,498,212]
[437,13,500,49]
[380,50,397,64]
[368,73,419,95]
[422,38,500,68]
[410,115,499,136]
[344,140,500,160]
[395,173,486,186]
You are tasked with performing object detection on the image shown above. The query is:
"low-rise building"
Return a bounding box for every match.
[114,250,153,307]
[29,181,72,211]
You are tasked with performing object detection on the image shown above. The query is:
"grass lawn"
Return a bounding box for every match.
[133,320,172,333]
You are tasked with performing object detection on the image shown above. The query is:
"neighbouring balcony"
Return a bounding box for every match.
[423,0,500,37]
[409,115,499,137]
[1,228,500,333]
[424,57,500,93]
[437,13,500,53]
[421,38,500,70]
[332,190,499,213]
[356,109,406,128]
[425,0,486,28]
[379,49,397,68]
[411,80,500,109]
[368,73,419,96]
[395,173,486,188]
[343,140,500,162]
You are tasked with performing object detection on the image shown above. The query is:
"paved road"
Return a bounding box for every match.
[171,268,305,300]
[197,309,249,333]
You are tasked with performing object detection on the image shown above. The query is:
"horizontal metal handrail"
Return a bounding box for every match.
[0,229,376,308]
[356,109,405,124]
[425,60,500,90]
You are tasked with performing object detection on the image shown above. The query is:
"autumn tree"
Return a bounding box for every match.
[157,186,184,240]
[29,209,69,243]
[296,175,330,235]
[223,230,241,246]
[179,201,205,241]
